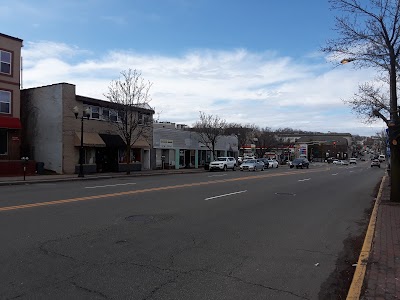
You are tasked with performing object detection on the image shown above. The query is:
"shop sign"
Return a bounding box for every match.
[160,139,173,148]
[12,136,20,141]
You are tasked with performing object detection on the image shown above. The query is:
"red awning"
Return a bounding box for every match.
[0,117,22,129]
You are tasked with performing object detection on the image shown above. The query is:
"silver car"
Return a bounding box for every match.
[239,159,264,171]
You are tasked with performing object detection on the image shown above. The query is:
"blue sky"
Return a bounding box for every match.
[2,0,385,136]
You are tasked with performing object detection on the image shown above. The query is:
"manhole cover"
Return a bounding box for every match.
[125,215,155,222]
[275,192,296,196]
[115,240,128,244]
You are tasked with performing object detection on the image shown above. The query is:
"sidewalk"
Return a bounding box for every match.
[0,168,205,186]
[346,175,400,299]
[361,176,400,299]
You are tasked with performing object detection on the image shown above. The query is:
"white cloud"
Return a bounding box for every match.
[21,41,383,136]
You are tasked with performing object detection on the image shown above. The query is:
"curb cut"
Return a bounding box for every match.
[346,175,386,300]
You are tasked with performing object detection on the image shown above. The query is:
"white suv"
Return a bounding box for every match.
[209,157,237,171]
[349,158,357,164]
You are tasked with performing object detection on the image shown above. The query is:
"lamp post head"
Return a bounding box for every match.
[84,107,90,119]
[340,58,356,64]
[73,106,79,119]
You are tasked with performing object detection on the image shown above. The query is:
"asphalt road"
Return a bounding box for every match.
[0,162,384,299]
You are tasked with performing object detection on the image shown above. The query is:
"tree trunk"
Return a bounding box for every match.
[389,51,399,202]
[390,142,400,202]
[212,144,216,161]
[126,143,131,175]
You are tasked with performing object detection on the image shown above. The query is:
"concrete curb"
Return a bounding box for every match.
[346,175,386,300]
[0,170,205,186]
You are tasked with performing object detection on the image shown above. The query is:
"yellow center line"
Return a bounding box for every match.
[0,169,323,212]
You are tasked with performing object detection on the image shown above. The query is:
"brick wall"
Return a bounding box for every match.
[0,160,36,176]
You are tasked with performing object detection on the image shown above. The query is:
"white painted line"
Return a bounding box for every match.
[205,190,247,201]
[332,173,338,176]
[85,183,137,189]
[208,174,227,177]
[298,178,311,182]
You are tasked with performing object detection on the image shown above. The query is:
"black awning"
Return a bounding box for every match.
[99,134,126,147]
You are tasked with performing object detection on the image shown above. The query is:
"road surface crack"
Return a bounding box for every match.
[39,242,78,261]
[186,269,311,299]
[141,275,180,300]
[72,282,108,299]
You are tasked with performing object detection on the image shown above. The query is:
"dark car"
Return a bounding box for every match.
[257,158,270,168]
[290,158,310,169]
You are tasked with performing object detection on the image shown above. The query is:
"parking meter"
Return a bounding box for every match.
[21,157,29,181]
[161,155,166,169]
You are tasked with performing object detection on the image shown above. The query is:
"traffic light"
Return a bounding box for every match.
[333,141,336,148]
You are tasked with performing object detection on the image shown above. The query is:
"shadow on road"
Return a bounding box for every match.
[318,180,381,299]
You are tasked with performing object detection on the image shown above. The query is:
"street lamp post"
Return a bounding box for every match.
[73,106,90,178]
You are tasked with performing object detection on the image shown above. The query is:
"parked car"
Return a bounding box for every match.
[209,157,237,171]
[378,154,386,162]
[327,157,340,164]
[239,159,264,171]
[349,158,357,164]
[332,159,340,165]
[267,159,279,168]
[371,159,381,168]
[257,158,269,168]
[337,160,349,165]
[290,158,310,169]
[243,156,256,161]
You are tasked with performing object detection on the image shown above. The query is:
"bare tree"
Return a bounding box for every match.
[256,127,279,156]
[323,0,400,201]
[344,81,392,123]
[104,69,154,174]
[192,112,227,160]
[224,123,258,154]
[376,128,388,152]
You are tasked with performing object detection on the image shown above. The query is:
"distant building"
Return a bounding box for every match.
[153,122,238,169]
[276,132,353,161]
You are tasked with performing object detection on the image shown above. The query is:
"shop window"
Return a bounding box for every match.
[85,148,96,164]
[0,129,8,154]
[91,106,100,119]
[0,50,11,75]
[0,90,11,114]
[102,108,110,121]
[110,110,118,122]
[117,111,125,123]
[143,114,151,124]
[138,112,144,125]
[138,112,152,125]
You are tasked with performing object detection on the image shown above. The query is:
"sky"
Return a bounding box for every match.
[1,0,386,136]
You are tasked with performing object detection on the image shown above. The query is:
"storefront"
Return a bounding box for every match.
[0,117,22,160]
[153,123,239,169]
